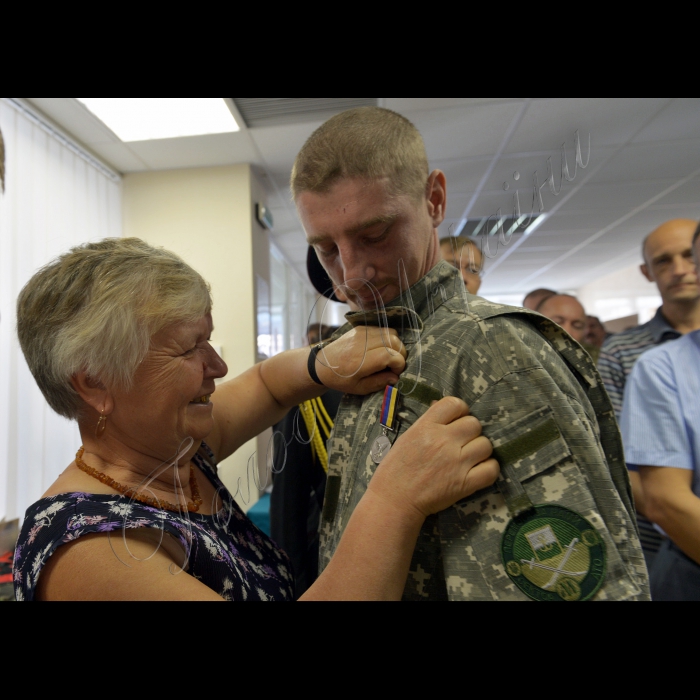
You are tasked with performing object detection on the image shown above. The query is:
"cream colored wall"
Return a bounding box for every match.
[122,164,269,511]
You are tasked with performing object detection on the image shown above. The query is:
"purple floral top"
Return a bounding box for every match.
[13,444,293,601]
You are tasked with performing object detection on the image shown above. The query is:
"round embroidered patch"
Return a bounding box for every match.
[502,505,607,602]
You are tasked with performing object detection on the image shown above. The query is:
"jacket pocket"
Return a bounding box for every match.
[487,406,572,483]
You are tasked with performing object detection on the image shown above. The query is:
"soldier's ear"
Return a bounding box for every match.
[640,263,654,283]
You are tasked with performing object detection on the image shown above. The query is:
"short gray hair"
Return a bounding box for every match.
[17,237,212,420]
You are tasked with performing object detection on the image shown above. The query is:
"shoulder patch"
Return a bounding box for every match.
[502,505,606,602]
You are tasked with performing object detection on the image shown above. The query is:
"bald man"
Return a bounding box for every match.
[537,294,600,362]
[599,218,700,570]
[523,288,557,311]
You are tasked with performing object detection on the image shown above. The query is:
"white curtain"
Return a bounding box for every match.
[0,99,122,523]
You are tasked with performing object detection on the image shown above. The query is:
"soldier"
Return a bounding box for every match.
[293,107,649,601]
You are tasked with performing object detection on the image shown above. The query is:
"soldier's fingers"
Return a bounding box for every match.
[419,397,470,427]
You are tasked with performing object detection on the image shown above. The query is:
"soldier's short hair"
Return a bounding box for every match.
[291,107,430,203]
[16,237,211,420]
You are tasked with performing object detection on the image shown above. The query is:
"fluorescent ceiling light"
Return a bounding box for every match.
[76,98,240,142]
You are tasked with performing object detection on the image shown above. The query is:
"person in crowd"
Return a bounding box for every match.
[439,236,484,295]
[522,288,557,311]
[12,237,499,601]
[598,218,700,570]
[270,307,342,597]
[306,323,333,347]
[620,223,700,600]
[292,106,649,601]
[0,125,5,193]
[535,294,601,362]
[585,316,610,350]
[535,294,588,343]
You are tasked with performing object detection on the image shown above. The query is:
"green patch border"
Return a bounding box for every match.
[502,504,607,602]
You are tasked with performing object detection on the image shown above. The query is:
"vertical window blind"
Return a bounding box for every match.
[0,98,122,524]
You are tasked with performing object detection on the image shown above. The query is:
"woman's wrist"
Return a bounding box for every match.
[307,342,331,386]
[365,476,427,534]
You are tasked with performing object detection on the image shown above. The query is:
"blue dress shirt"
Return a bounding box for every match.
[621,330,700,499]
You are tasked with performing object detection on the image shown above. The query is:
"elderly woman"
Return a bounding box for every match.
[13,238,498,601]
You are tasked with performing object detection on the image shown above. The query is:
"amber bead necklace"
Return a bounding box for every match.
[75,446,203,513]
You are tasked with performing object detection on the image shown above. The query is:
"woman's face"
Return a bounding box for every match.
[109,314,228,459]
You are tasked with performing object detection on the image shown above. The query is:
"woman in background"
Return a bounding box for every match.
[13,238,498,601]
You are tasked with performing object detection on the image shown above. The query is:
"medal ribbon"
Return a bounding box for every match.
[380,385,399,431]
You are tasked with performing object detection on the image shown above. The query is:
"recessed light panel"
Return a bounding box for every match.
[76,98,240,142]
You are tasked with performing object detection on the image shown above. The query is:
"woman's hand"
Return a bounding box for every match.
[302,397,500,601]
[368,397,500,519]
[314,327,407,395]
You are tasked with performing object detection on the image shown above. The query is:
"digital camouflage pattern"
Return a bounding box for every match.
[318,261,650,601]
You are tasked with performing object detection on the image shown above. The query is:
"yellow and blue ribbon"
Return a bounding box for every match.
[380,385,400,432]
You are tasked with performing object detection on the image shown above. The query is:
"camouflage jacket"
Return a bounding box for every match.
[319,261,650,601]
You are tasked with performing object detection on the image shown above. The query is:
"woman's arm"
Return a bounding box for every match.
[37,398,497,602]
[207,327,406,462]
[300,398,500,601]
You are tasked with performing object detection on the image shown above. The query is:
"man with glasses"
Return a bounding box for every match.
[439,236,483,296]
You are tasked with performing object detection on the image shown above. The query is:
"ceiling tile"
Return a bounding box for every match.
[481,145,618,194]
[85,142,151,173]
[556,180,678,213]
[386,98,523,113]
[649,177,700,207]
[589,140,700,184]
[26,97,120,145]
[405,102,525,161]
[126,132,259,171]
[505,98,671,154]
[436,157,493,194]
[250,121,325,173]
[633,98,700,143]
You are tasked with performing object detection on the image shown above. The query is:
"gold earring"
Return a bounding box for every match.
[96,413,107,439]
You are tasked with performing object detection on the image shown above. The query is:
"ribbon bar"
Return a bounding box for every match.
[380,385,400,432]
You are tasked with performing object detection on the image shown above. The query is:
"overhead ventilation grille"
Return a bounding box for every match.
[232,98,379,128]
[456,217,530,239]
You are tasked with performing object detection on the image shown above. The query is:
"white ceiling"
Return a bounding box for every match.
[24,97,700,296]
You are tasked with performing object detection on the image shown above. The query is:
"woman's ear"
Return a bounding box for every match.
[70,371,114,415]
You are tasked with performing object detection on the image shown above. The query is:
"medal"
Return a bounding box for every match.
[371,385,400,464]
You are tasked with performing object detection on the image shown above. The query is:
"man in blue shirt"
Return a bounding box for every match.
[600,218,700,568]
[621,222,700,600]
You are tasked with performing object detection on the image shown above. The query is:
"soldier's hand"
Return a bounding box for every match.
[368,397,500,519]
[314,327,407,395]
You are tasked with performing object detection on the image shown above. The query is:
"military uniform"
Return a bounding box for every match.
[319,261,650,601]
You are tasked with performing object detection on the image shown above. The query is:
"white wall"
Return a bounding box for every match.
[577,263,661,325]
[123,164,269,511]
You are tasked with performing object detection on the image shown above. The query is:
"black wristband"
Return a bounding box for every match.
[308,343,327,386]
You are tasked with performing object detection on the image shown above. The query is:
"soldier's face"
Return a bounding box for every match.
[297,173,447,311]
